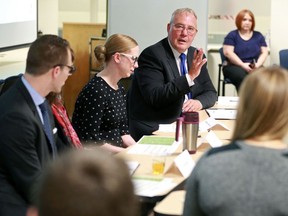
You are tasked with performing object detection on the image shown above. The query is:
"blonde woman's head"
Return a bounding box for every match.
[233,66,288,141]
[94,34,138,66]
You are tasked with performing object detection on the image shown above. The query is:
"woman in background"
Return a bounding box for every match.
[183,66,288,215]
[47,92,82,150]
[72,34,138,153]
[222,9,268,92]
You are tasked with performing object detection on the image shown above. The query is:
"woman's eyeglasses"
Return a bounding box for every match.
[119,53,138,65]
[54,64,76,74]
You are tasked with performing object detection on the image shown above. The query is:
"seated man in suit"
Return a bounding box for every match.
[127,8,217,141]
[0,34,75,216]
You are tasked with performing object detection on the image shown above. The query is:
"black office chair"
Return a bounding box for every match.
[279,49,288,70]
[217,47,233,96]
[0,79,5,94]
[0,74,21,96]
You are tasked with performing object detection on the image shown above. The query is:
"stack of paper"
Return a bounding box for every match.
[206,109,237,120]
[127,136,180,155]
[132,177,177,197]
[218,96,239,107]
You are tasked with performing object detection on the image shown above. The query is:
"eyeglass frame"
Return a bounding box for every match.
[53,64,76,74]
[172,23,198,35]
[119,53,138,65]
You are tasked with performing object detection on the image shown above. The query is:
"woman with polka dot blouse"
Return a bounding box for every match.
[72,34,139,153]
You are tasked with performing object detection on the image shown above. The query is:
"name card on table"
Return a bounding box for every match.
[200,117,231,132]
[174,150,195,178]
[204,131,223,147]
[125,161,140,175]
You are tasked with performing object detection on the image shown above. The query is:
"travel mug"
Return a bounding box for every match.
[181,112,199,154]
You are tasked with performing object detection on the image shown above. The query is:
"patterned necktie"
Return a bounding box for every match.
[39,100,57,158]
[180,53,192,99]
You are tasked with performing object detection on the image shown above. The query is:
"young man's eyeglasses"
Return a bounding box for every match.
[172,24,198,35]
[54,64,76,74]
[119,53,138,65]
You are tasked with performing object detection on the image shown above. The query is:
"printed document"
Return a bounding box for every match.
[127,136,180,155]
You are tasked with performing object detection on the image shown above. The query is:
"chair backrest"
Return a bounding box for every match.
[279,49,288,69]
[219,47,232,84]
[219,47,226,65]
[0,74,21,96]
[0,79,5,94]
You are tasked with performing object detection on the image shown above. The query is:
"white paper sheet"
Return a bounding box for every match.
[132,177,177,197]
[127,136,180,155]
[158,124,177,133]
[125,161,140,175]
[206,109,237,120]
[127,142,180,155]
[218,96,239,106]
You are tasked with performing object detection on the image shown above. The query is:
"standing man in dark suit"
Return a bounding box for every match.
[127,8,217,141]
[0,35,74,216]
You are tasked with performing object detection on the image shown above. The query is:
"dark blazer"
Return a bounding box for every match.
[127,38,217,141]
[0,78,55,216]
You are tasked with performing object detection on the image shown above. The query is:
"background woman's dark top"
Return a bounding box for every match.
[72,76,129,147]
[223,29,267,63]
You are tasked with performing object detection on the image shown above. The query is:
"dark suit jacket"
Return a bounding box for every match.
[127,38,217,141]
[0,78,55,216]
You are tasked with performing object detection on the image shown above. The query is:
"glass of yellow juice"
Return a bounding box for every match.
[152,156,165,175]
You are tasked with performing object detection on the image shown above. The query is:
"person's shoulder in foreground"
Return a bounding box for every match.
[27,148,140,216]
[183,66,288,216]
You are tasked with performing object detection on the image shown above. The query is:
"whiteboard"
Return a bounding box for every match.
[107,0,208,53]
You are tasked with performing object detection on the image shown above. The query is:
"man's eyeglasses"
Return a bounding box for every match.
[119,53,138,65]
[172,24,198,35]
[54,64,76,74]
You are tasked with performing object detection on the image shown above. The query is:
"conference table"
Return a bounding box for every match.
[116,97,237,216]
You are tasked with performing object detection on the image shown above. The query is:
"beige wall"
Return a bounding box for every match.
[58,0,106,29]
[1,0,287,81]
[270,0,288,64]
[208,0,270,35]
[38,0,58,35]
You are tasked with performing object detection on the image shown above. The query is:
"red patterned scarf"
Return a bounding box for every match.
[51,102,82,149]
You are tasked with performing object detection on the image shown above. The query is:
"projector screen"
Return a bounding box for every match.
[0,0,38,51]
